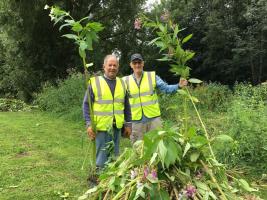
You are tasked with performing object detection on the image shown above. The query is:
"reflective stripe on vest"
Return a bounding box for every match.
[124,71,160,120]
[90,76,125,131]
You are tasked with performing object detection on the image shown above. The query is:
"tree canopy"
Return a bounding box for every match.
[0,0,266,101]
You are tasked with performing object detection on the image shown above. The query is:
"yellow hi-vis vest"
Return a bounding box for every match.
[90,76,126,131]
[123,71,160,120]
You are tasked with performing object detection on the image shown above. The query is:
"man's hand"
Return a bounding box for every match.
[123,126,131,138]
[179,78,188,88]
[87,126,96,140]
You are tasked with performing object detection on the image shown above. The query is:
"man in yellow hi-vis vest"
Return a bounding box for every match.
[83,55,131,169]
[123,53,187,144]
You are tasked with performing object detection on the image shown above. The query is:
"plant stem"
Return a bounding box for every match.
[103,189,110,200]
[173,186,179,200]
[82,56,96,172]
[200,160,228,200]
[185,87,216,160]
[112,178,138,200]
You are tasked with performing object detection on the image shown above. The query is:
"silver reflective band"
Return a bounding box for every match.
[95,76,102,99]
[131,100,158,108]
[147,72,153,94]
[130,91,154,98]
[96,99,113,104]
[114,99,124,103]
[114,110,124,114]
[125,76,130,89]
[94,110,124,116]
[119,78,126,93]
[96,99,124,104]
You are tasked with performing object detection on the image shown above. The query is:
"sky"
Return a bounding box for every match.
[145,0,160,10]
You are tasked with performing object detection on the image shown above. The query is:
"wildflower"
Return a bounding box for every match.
[151,169,157,179]
[134,18,142,30]
[185,185,197,198]
[160,11,170,22]
[130,169,137,179]
[143,166,149,178]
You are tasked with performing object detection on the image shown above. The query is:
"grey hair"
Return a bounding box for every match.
[103,54,119,66]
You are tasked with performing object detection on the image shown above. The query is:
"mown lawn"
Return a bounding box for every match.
[0,111,94,200]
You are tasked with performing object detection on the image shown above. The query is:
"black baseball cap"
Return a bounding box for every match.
[130,53,143,62]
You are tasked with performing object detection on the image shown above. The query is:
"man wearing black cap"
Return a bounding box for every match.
[123,53,187,144]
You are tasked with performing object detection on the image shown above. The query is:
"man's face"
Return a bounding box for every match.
[130,60,144,74]
[103,57,119,79]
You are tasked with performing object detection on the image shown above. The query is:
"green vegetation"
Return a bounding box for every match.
[0,112,88,199]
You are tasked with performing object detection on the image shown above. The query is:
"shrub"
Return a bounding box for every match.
[0,98,31,112]
[218,84,267,173]
[160,83,233,123]
[35,72,85,120]
[191,83,232,112]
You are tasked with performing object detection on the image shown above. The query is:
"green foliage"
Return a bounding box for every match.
[142,14,194,78]
[220,84,267,173]
[0,111,89,199]
[0,98,31,112]
[192,83,232,112]
[35,72,84,120]
[79,124,261,200]
[46,5,104,62]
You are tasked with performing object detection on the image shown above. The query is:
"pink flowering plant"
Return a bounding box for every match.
[78,12,263,200]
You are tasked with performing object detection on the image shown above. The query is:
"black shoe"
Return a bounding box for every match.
[87,174,99,188]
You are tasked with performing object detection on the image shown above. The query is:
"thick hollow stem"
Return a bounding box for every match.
[185,87,216,160]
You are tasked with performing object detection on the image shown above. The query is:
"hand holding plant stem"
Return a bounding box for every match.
[45,4,104,171]
[140,12,230,198]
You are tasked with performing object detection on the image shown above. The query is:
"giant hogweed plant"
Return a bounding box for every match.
[79,13,262,200]
[45,5,104,175]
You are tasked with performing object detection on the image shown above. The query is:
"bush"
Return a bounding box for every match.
[0,98,31,111]
[159,83,233,123]
[35,72,85,120]
[192,83,232,112]
[218,84,267,173]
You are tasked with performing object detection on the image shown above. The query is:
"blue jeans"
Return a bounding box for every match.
[95,127,120,168]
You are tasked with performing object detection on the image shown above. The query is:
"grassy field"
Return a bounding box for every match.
[0,111,266,199]
[0,111,94,200]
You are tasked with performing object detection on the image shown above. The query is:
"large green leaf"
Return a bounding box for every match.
[71,22,83,32]
[190,135,208,148]
[188,78,203,84]
[62,34,79,40]
[213,134,233,143]
[183,142,191,157]
[237,179,258,192]
[87,22,104,32]
[182,33,193,44]
[158,140,167,168]
[190,151,200,162]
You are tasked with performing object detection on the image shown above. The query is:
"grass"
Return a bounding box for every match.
[0,111,94,200]
[0,111,266,199]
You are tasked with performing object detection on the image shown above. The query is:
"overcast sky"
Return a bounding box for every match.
[145,0,160,10]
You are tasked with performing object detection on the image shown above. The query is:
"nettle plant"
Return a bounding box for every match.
[79,13,262,200]
[45,5,104,173]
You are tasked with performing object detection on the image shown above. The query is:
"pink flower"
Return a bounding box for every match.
[160,11,170,22]
[151,169,157,179]
[134,18,142,30]
[143,166,149,178]
[185,185,197,198]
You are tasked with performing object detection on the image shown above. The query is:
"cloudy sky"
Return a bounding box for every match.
[145,0,160,9]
